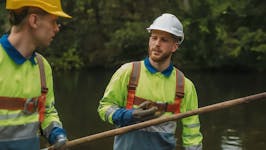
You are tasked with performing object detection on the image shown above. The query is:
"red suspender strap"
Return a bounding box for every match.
[36,53,48,122]
[126,61,141,109]
[167,68,185,114]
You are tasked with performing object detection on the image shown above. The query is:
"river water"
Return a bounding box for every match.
[47,69,266,150]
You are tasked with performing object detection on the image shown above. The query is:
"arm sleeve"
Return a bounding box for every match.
[41,57,63,138]
[180,78,203,149]
[97,63,132,124]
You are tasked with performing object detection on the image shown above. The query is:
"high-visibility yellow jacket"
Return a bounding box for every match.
[98,58,203,150]
[0,34,62,142]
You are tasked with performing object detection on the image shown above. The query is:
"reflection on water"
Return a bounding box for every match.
[221,129,242,150]
[48,70,266,150]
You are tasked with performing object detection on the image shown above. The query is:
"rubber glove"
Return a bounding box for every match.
[48,127,68,150]
[132,101,158,122]
[112,101,159,127]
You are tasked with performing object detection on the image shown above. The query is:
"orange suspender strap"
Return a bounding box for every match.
[36,53,48,122]
[126,62,185,114]
[126,61,141,109]
[166,69,184,114]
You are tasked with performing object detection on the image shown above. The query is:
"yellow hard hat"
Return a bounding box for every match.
[6,0,72,18]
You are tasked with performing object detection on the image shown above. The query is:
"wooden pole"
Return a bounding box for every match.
[45,92,266,150]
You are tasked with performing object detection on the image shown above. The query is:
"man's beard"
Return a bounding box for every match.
[148,47,172,63]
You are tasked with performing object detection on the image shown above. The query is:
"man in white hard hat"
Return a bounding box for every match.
[98,13,203,150]
[0,0,71,149]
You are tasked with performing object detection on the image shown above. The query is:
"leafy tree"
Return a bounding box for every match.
[0,0,265,71]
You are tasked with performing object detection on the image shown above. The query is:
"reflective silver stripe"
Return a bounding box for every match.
[0,122,39,141]
[183,123,200,128]
[0,111,38,120]
[43,121,62,138]
[184,144,202,150]
[140,121,177,133]
[105,106,119,121]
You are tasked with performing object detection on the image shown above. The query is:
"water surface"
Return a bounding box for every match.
[46,69,266,150]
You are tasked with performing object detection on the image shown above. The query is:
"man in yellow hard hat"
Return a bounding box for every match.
[0,0,71,149]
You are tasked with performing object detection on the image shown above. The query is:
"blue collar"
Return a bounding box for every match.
[144,57,174,77]
[0,34,36,65]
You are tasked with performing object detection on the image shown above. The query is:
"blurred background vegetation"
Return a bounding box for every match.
[0,0,265,71]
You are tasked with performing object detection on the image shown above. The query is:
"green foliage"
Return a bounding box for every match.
[48,47,84,71]
[0,3,9,34]
[0,0,265,71]
[104,21,149,66]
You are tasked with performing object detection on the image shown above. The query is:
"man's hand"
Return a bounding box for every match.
[132,101,162,121]
[48,127,68,150]
[132,101,160,122]
[112,101,162,127]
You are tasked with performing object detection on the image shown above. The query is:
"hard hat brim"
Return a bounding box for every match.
[147,27,183,37]
[50,11,72,18]
[146,27,184,44]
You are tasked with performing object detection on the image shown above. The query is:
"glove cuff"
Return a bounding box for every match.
[48,127,67,145]
[112,108,134,127]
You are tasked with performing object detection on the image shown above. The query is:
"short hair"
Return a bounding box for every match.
[8,7,48,26]
[8,7,29,25]
[171,34,182,44]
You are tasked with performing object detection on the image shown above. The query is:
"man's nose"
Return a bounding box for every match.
[155,39,161,46]
[55,24,60,32]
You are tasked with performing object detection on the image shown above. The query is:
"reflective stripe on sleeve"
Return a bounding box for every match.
[105,106,119,122]
[43,121,62,138]
[183,123,200,128]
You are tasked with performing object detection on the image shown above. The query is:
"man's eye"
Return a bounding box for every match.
[161,38,169,42]
[151,37,157,40]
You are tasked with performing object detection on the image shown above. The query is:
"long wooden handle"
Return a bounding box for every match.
[46,92,266,150]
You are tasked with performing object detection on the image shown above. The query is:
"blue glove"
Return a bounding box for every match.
[48,127,68,149]
[112,108,134,127]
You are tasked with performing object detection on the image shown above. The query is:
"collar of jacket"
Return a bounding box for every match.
[0,34,36,65]
[144,57,173,77]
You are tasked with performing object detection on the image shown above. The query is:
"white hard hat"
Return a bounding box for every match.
[147,13,184,44]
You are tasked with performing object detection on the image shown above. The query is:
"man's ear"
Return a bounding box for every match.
[176,43,179,49]
[28,14,39,28]
[172,42,179,53]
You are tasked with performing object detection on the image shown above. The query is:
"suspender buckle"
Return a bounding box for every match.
[127,84,137,90]
[23,98,38,115]
[176,92,184,98]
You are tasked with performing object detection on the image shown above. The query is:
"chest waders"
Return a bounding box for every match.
[126,61,185,114]
[0,53,47,122]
